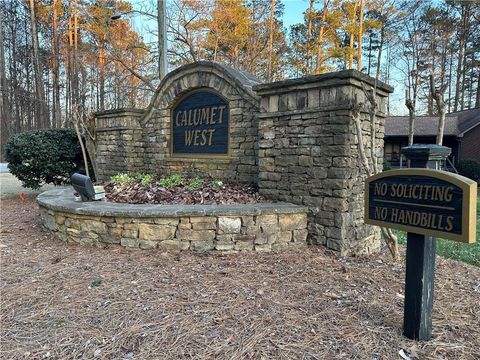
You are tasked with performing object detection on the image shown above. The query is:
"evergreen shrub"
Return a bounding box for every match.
[457,159,480,182]
[4,128,84,189]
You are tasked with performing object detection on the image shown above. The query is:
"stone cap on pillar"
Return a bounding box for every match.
[401,144,451,169]
[252,69,394,96]
[253,70,394,114]
[95,108,145,118]
[94,108,145,131]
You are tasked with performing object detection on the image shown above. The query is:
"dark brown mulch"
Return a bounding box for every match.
[104,180,265,205]
[1,195,480,360]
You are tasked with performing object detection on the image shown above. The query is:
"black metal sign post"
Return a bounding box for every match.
[401,145,450,340]
[403,232,436,340]
[365,144,477,341]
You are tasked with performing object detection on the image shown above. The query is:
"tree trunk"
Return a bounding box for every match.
[460,44,467,110]
[408,109,415,146]
[367,32,373,76]
[468,52,474,109]
[315,0,328,74]
[430,74,446,145]
[406,89,415,146]
[72,119,89,178]
[68,3,74,118]
[436,107,446,145]
[23,21,30,131]
[52,0,61,128]
[74,0,79,107]
[267,0,275,81]
[0,14,10,160]
[157,0,167,80]
[99,46,105,110]
[357,0,365,72]
[348,0,358,70]
[7,5,21,134]
[28,0,47,128]
[453,42,463,112]
[476,69,480,108]
[460,5,470,111]
[85,135,98,180]
[427,36,435,116]
[440,38,447,90]
[306,0,315,73]
[454,4,467,112]
[448,47,453,112]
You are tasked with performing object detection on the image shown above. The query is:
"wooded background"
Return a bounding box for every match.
[1,0,479,159]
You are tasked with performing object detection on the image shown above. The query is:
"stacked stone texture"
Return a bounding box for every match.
[253,70,393,255]
[95,62,260,183]
[93,64,395,256]
[95,109,145,180]
[39,203,307,252]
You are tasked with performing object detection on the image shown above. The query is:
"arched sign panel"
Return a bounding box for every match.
[171,90,229,156]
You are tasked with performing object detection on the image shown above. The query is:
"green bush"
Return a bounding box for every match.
[457,159,480,182]
[4,128,84,189]
[383,160,392,171]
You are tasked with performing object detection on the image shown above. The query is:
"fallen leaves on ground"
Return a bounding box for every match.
[1,196,479,359]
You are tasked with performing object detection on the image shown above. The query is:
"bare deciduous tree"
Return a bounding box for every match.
[429,73,447,145]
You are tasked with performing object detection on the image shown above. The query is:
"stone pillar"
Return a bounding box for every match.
[401,144,451,170]
[253,70,394,255]
[95,109,145,181]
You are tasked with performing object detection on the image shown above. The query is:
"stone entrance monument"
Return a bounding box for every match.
[95,61,393,255]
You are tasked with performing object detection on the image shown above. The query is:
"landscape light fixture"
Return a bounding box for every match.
[71,173,105,201]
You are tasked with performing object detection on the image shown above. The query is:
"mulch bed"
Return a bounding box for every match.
[104,180,265,205]
[1,195,479,359]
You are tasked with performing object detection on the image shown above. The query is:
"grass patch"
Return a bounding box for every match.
[395,194,480,267]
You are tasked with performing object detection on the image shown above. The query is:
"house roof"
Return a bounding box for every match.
[385,107,480,137]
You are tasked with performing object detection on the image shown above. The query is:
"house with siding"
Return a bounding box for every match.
[384,107,480,167]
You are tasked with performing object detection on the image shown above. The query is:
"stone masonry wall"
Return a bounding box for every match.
[142,62,260,182]
[96,109,145,181]
[253,70,394,255]
[95,62,261,182]
[94,65,394,256]
[38,189,308,252]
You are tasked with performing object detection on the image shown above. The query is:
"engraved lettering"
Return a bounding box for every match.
[217,105,226,125]
[207,129,215,145]
[175,111,182,126]
[209,106,217,125]
[445,216,454,231]
[185,130,194,145]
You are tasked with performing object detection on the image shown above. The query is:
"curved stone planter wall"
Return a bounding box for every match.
[38,188,308,252]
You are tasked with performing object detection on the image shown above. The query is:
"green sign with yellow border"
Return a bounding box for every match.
[365,169,477,243]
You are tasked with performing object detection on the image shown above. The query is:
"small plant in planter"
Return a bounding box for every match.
[111,173,154,187]
[186,176,204,191]
[158,174,183,189]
